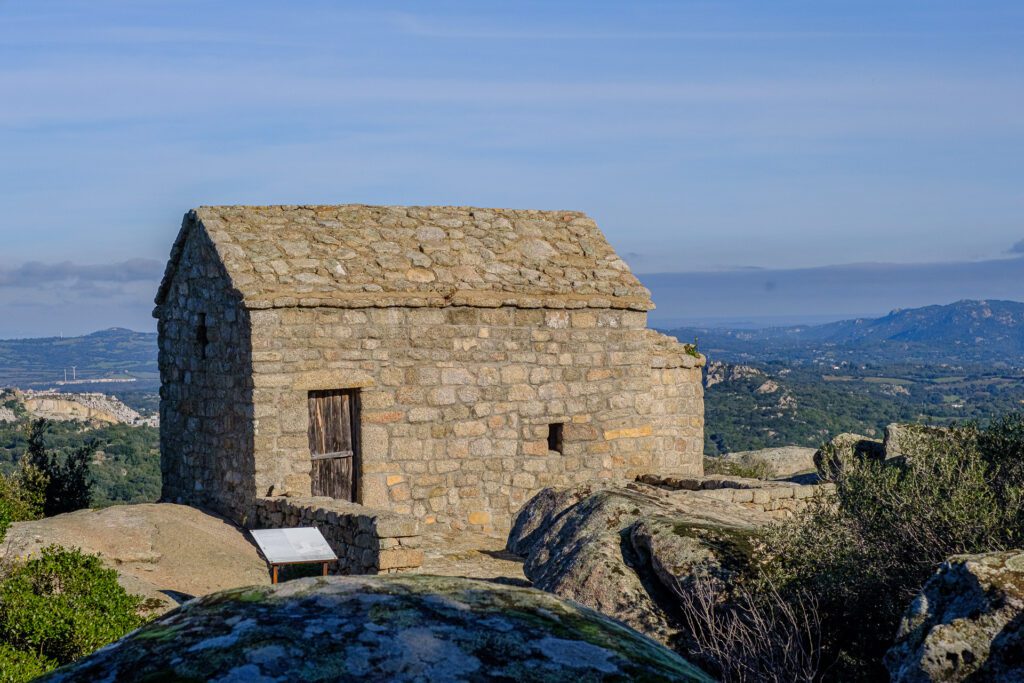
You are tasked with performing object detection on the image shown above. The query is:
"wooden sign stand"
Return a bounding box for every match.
[270,559,332,585]
[250,527,338,585]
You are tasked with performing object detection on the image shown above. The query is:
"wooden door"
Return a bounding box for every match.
[307,389,360,501]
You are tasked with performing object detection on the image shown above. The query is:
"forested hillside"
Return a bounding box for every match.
[702,360,1024,454]
[0,417,160,506]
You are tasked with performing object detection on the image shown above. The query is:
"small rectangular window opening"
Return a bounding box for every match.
[196,314,209,359]
[547,423,564,454]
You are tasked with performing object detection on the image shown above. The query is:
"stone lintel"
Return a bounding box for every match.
[290,370,376,391]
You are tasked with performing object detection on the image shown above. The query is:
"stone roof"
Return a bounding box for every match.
[155,205,653,311]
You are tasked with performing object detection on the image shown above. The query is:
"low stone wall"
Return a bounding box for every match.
[637,473,834,518]
[253,497,423,574]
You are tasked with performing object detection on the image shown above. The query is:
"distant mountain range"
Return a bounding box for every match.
[2,300,1022,389]
[0,328,158,387]
[664,300,1024,366]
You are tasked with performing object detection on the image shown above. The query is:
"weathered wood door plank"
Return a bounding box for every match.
[307,389,359,501]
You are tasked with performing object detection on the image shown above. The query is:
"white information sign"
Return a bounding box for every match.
[250,527,337,565]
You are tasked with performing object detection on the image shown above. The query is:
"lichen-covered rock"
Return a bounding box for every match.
[885,550,1024,682]
[40,575,712,682]
[505,481,617,557]
[508,482,770,645]
[631,516,757,601]
[511,483,680,641]
[813,433,886,480]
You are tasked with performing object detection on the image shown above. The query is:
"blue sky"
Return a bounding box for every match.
[2,1,1023,335]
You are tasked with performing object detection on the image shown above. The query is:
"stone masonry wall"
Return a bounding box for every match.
[638,473,833,519]
[158,228,255,522]
[249,305,704,532]
[646,333,704,477]
[253,497,423,574]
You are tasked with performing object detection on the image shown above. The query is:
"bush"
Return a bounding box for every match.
[978,412,1024,519]
[0,464,45,529]
[0,643,54,683]
[0,545,144,665]
[685,418,1024,681]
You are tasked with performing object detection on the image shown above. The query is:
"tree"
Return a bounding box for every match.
[18,419,93,517]
[43,441,95,516]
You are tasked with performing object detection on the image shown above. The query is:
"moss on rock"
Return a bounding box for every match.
[39,574,712,682]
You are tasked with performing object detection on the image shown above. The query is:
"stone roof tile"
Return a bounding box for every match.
[156,205,653,311]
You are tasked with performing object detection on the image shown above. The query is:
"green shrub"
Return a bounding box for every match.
[0,643,54,683]
[746,421,1024,679]
[978,412,1024,517]
[0,504,10,545]
[0,464,45,529]
[0,545,144,665]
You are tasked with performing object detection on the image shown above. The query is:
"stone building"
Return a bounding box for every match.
[155,205,704,531]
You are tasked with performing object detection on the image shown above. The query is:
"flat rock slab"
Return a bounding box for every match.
[2,503,269,612]
[40,575,713,682]
[418,528,528,585]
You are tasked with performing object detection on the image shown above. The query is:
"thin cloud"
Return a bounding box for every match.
[4,55,1022,129]
[0,259,163,288]
[385,12,1019,42]
[1009,239,1024,255]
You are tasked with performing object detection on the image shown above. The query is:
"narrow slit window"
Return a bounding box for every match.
[547,423,564,454]
[196,314,209,359]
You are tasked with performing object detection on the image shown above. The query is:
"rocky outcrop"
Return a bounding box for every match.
[20,390,148,425]
[41,575,713,682]
[1,503,269,613]
[507,481,772,645]
[705,361,762,388]
[717,446,818,478]
[886,550,1024,682]
[814,432,886,480]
